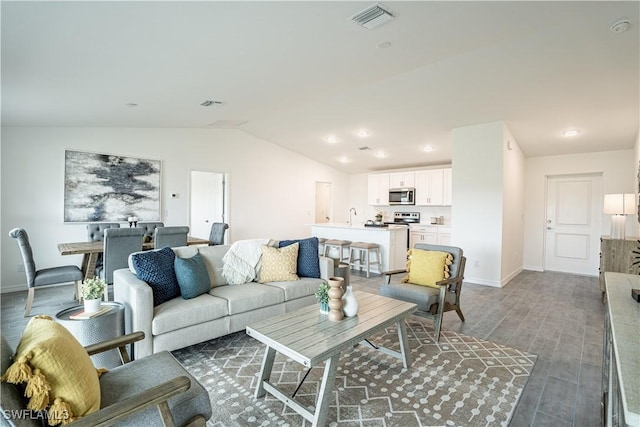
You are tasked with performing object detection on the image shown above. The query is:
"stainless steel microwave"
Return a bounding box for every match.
[389,188,415,205]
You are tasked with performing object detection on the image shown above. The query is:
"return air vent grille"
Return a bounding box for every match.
[350,4,394,29]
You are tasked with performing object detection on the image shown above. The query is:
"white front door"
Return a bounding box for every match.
[190,171,226,240]
[544,173,602,275]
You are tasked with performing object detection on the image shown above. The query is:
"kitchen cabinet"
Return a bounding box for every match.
[389,171,415,188]
[442,167,452,206]
[415,169,444,206]
[367,173,390,205]
[409,225,451,248]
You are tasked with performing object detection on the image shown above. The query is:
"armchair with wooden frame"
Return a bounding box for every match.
[1,331,211,427]
[380,243,466,343]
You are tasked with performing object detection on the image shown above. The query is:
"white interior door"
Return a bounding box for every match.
[544,173,602,275]
[315,182,331,223]
[190,171,225,240]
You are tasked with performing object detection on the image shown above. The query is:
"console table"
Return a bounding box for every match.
[602,272,640,426]
[599,236,640,302]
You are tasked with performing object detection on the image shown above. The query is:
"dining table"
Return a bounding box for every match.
[58,236,210,283]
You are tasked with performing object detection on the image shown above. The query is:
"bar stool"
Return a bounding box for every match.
[323,239,352,263]
[317,237,327,255]
[348,242,381,278]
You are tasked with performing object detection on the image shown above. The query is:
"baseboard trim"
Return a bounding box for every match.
[464,277,502,287]
[1,283,26,294]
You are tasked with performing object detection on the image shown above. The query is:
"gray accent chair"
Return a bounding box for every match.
[208,222,228,246]
[136,222,164,242]
[154,226,189,249]
[102,228,145,285]
[9,228,83,317]
[0,332,212,426]
[380,243,466,343]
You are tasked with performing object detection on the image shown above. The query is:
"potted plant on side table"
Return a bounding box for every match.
[82,277,106,313]
[315,283,330,314]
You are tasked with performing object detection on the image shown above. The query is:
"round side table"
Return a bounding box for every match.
[55,302,125,369]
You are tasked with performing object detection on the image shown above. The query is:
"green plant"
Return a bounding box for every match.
[315,283,330,304]
[82,277,106,300]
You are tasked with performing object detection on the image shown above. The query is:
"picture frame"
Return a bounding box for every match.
[64,150,161,222]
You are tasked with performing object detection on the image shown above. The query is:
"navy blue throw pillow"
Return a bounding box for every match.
[279,237,320,278]
[174,253,211,299]
[132,247,181,306]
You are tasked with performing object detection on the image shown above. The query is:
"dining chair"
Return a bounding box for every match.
[9,228,84,317]
[154,226,189,249]
[208,222,228,246]
[136,221,165,242]
[86,222,120,277]
[101,228,145,290]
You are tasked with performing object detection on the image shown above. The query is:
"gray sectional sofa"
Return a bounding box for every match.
[114,244,334,359]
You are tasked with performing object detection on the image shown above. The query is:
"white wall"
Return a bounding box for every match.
[451,122,506,287]
[1,127,349,291]
[501,124,525,284]
[523,149,636,271]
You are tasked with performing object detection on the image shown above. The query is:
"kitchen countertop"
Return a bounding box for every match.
[311,223,407,230]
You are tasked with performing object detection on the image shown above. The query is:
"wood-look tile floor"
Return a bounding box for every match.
[1,269,603,426]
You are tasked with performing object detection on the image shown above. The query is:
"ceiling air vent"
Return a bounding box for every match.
[350,4,394,29]
[359,146,372,151]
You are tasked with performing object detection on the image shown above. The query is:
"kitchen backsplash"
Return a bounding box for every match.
[367,206,452,225]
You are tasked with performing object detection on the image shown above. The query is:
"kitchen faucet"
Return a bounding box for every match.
[349,208,357,227]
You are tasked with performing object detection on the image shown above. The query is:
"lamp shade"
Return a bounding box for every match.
[623,193,637,215]
[604,194,624,215]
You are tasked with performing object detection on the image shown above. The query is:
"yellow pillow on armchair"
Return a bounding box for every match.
[1,315,102,425]
[403,249,452,289]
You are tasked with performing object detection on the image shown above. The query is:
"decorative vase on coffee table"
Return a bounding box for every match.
[83,298,101,313]
[342,285,359,317]
[327,277,345,321]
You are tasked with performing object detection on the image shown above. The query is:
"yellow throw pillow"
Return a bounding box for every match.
[1,315,101,425]
[403,249,453,289]
[259,242,300,283]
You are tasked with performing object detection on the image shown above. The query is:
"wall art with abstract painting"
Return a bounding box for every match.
[64,150,161,222]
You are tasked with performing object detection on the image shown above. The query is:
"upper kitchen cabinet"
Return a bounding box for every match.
[389,171,415,188]
[367,173,390,205]
[415,169,444,206]
[442,167,452,206]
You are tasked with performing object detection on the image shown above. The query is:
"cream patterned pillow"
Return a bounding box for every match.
[259,242,300,283]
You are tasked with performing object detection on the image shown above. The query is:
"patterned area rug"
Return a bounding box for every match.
[172,316,536,427]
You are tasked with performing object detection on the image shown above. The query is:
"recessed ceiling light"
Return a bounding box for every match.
[325,135,339,144]
[610,19,630,34]
[423,145,434,152]
[338,156,351,163]
[356,129,370,138]
[374,150,387,158]
[563,129,579,137]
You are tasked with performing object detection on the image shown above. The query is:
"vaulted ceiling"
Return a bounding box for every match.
[2,1,638,173]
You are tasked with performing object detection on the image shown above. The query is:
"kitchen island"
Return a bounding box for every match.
[311,223,408,274]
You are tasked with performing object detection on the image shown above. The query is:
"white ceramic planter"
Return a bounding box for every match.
[84,298,102,313]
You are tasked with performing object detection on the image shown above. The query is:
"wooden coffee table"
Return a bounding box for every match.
[246,291,417,427]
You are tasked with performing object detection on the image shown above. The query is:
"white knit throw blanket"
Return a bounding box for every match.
[222,238,270,285]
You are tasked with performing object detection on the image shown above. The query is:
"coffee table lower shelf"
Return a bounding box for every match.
[246,291,417,427]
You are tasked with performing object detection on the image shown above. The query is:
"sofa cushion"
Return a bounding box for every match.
[210,283,284,315]
[262,277,324,302]
[132,247,181,306]
[403,249,452,288]
[1,316,101,425]
[193,245,229,287]
[278,237,321,278]
[258,243,299,283]
[174,253,210,299]
[152,294,229,335]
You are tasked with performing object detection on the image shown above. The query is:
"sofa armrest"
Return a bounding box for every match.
[319,256,334,282]
[113,268,154,359]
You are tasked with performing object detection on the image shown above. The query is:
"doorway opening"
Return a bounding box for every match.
[190,171,227,241]
[315,182,332,223]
